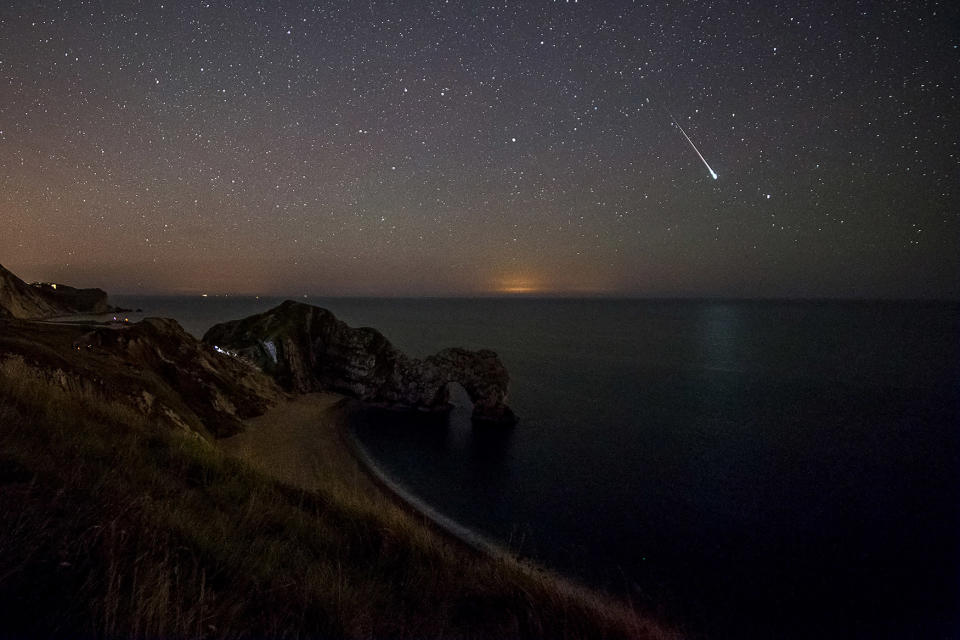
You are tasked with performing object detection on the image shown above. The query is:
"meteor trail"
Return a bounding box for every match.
[666,110,718,180]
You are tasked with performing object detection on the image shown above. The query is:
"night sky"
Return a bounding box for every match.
[2,1,957,298]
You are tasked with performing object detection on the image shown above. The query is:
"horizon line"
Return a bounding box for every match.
[106,291,960,303]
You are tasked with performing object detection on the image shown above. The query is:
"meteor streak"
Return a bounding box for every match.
[667,110,718,180]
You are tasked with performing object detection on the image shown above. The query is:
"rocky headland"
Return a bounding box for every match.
[0,263,122,318]
[204,300,517,425]
[1,263,283,438]
[1,265,516,436]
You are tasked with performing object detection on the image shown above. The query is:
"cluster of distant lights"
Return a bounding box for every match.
[212,345,236,357]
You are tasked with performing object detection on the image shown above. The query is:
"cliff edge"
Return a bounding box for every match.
[0,263,63,318]
[0,263,116,318]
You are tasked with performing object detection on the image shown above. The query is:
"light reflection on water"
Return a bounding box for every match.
[348,299,960,640]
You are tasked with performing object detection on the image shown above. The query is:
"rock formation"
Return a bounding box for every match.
[1,262,515,436]
[0,263,118,318]
[203,300,517,425]
[0,263,64,319]
[0,312,284,438]
[30,281,114,314]
[75,317,286,435]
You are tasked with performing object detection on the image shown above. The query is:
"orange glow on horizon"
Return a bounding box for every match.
[489,271,623,297]
[493,275,544,295]
[498,285,539,294]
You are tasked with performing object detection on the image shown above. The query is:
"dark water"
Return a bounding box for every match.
[113,296,960,639]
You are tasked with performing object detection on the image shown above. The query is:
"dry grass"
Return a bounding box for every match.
[0,370,681,639]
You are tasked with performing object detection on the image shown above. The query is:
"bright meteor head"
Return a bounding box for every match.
[668,111,718,182]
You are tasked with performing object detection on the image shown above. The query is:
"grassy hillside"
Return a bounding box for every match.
[0,362,678,639]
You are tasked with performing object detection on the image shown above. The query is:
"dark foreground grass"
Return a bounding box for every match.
[0,365,679,639]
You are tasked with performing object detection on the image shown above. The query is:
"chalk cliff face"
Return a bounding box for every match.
[203,300,517,425]
[0,263,63,319]
[0,263,115,318]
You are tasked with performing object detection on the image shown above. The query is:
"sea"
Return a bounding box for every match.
[107,295,960,639]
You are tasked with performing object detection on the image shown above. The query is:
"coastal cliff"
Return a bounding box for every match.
[0,316,283,438]
[0,263,64,318]
[203,300,517,425]
[1,264,284,439]
[0,263,117,318]
[1,265,515,433]
[0,263,671,640]
[31,281,114,315]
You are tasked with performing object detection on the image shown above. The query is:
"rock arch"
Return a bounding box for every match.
[203,301,517,426]
[421,348,516,425]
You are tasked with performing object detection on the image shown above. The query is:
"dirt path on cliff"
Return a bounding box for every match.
[218,393,384,505]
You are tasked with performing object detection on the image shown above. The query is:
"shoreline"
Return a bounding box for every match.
[336,403,505,559]
[0,365,677,639]
[337,411,628,612]
[219,393,664,633]
[223,392,534,561]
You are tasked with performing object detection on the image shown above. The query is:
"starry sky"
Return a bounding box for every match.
[1,1,958,298]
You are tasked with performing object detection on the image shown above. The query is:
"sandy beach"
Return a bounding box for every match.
[219,392,501,557]
[216,392,663,628]
[219,392,382,503]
